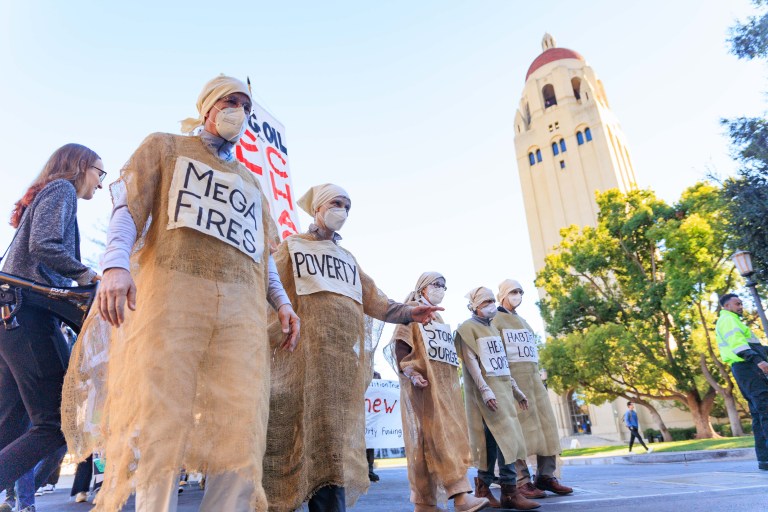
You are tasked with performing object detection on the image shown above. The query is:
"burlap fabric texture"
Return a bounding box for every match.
[263,233,389,512]
[455,319,527,470]
[492,311,561,457]
[62,133,276,512]
[391,301,472,507]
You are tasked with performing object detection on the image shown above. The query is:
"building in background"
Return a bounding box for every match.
[513,34,693,444]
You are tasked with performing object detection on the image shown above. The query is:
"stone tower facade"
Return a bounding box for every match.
[514,34,637,278]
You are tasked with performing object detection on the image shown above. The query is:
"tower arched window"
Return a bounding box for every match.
[585,127,593,141]
[559,139,567,152]
[536,149,542,162]
[571,77,582,101]
[576,131,584,145]
[528,152,535,166]
[551,142,559,156]
[542,84,557,108]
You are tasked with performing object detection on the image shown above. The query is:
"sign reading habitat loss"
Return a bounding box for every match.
[167,156,264,263]
[235,102,301,241]
[419,322,459,366]
[476,336,511,377]
[502,328,538,363]
[365,380,403,449]
[287,238,363,303]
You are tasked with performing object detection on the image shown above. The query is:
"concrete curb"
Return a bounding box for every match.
[562,447,756,466]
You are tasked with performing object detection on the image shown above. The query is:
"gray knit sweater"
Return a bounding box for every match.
[2,179,96,287]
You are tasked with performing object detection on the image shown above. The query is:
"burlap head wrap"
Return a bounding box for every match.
[403,271,444,303]
[497,279,524,302]
[465,286,495,311]
[180,74,252,134]
[297,183,351,216]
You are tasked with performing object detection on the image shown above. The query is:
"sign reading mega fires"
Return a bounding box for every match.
[235,103,300,240]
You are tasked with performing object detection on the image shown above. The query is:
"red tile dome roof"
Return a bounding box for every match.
[526,47,585,81]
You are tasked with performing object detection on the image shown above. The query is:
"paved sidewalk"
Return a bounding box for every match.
[562,447,756,465]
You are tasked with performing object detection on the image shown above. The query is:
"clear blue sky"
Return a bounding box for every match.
[0,0,764,376]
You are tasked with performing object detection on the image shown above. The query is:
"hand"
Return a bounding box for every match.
[91,274,102,283]
[518,398,529,411]
[411,305,444,324]
[409,372,429,389]
[758,361,768,375]
[277,304,300,352]
[97,268,137,327]
[485,398,498,412]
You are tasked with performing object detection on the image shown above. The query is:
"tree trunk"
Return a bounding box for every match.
[631,397,673,442]
[685,390,717,439]
[699,354,745,437]
[722,392,746,436]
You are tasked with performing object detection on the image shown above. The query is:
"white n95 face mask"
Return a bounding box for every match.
[214,107,247,142]
[426,287,445,305]
[509,293,523,308]
[323,207,348,232]
[480,304,498,319]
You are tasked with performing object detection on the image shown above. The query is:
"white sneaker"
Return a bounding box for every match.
[647,447,654,453]
[75,491,88,503]
[41,484,55,494]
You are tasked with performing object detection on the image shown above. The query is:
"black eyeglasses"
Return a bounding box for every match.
[430,282,447,291]
[91,166,107,183]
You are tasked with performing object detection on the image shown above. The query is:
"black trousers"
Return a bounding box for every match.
[70,455,93,496]
[627,426,647,451]
[308,485,346,512]
[0,306,69,489]
[732,361,768,463]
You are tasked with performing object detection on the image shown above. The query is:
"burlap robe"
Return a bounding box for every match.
[455,320,527,470]
[263,233,389,512]
[62,133,275,512]
[392,302,472,506]
[492,311,560,457]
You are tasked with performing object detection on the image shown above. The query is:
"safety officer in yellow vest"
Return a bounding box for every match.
[715,293,768,470]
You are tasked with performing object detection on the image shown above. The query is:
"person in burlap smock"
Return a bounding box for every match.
[493,279,572,499]
[455,286,540,511]
[62,75,300,512]
[391,272,489,512]
[263,184,442,512]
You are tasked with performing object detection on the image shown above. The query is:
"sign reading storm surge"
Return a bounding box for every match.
[167,156,265,262]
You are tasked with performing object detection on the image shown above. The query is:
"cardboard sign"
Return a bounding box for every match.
[501,328,538,363]
[419,322,459,367]
[475,336,511,377]
[167,156,264,262]
[365,380,404,449]
[287,237,362,303]
[235,102,300,240]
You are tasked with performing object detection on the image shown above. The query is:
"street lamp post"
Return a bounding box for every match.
[732,250,768,339]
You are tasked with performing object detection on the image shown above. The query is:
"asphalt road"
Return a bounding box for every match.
[26,459,768,511]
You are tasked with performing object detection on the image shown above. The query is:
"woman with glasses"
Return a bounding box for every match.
[390,272,489,512]
[492,279,572,499]
[0,143,102,497]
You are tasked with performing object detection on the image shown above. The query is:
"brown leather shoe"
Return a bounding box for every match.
[474,477,501,508]
[500,484,541,510]
[534,475,573,495]
[518,482,546,499]
[454,494,489,512]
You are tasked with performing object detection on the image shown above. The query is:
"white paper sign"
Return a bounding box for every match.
[502,328,538,363]
[287,238,362,303]
[167,156,264,262]
[475,336,511,377]
[365,380,404,449]
[419,322,459,367]
[235,102,301,241]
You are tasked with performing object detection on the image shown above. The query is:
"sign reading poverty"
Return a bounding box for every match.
[167,156,265,263]
[365,379,404,449]
[476,336,511,377]
[235,102,300,240]
[501,328,538,363]
[286,238,363,303]
[419,322,459,366]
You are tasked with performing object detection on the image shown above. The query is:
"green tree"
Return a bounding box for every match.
[723,0,768,281]
[538,184,741,439]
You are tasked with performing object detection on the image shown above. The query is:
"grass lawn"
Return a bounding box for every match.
[561,436,755,458]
